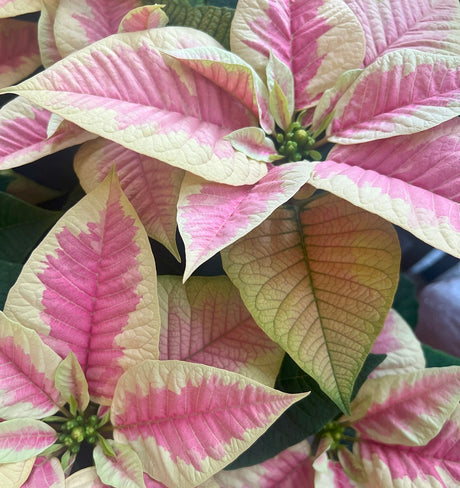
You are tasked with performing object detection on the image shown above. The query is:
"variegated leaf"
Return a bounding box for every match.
[94,441,145,488]
[308,158,460,258]
[4,171,161,404]
[21,457,65,488]
[326,50,460,143]
[0,18,40,89]
[157,275,284,386]
[178,162,313,280]
[344,0,460,65]
[1,27,266,186]
[54,0,142,58]
[0,312,63,419]
[118,5,169,33]
[163,45,273,133]
[0,97,93,170]
[213,440,314,487]
[346,367,460,446]
[370,309,425,378]
[0,0,40,18]
[356,406,460,487]
[74,138,183,260]
[230,0,365,109]
[221,193,400,412]
[111,360,308,488]
[54,352,90,413]
[0,419,57,463]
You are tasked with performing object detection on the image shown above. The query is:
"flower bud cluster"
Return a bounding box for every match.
[276,122,322,162]
[58,414,100,454]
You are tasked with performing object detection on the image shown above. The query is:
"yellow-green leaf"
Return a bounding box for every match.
[221,192,400,412]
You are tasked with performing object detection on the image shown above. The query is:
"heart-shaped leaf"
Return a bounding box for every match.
[4,171,161,404]
[222,192,400,412]
[157,275,284,386]
[111,360,308,488]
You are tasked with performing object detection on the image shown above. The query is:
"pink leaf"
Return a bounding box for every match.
[214,440,314,488]
[329,117,460,203]
[74,138,184,260]
[4,172,161,404]
[157,275,284,386]
[0,419,57,463]
[118,5,169,33]
[0,312,63,419]
[54,0,142,57]
[348,367,460,446]
[21,456,65,488]
[370,309,425,378]
[0,97,94,170]
[178,162,313,279]
[357,407,460,486]
[3,28,266,185]
[326,50,460,143]
[111,360,308,488]
[308,159,460,258]
[164,46,274,133]
[231,0,365,108]
[344,0,460,65]
[0,18,40,88]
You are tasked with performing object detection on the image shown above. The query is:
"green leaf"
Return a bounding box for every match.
[422,344,460,367]
[222,193,400,412]
[97,434,116,458]
[0,192,60,263]
[392,273,418,329]
[152,0,234,49]
[0,259,22,309]
[0,192,60,308]
[227,352,385,469]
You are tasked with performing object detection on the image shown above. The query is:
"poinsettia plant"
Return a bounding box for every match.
[0,0,459,486]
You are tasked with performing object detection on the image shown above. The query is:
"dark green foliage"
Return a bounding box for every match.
[226,352,385,469]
